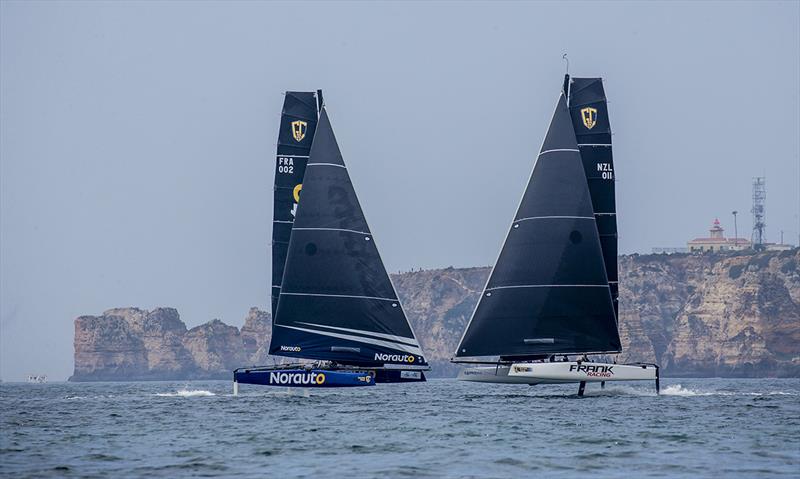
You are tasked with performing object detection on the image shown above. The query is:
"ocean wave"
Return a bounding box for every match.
[155,389,216,397]
[594,384,800,397]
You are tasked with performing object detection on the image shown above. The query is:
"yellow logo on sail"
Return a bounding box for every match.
[291,120,307,142]
[293,184,302,202]
[580,107,597,130]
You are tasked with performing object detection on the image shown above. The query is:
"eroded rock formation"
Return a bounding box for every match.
[71,249,799,380]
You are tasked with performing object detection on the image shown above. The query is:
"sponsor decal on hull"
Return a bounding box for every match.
[268,371,327,386]
[570,364,614,378]
[374,353,418,364]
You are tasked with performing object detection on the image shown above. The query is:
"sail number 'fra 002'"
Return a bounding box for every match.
[277,157,294,174]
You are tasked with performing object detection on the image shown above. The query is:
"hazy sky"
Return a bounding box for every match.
[2,1,798,380]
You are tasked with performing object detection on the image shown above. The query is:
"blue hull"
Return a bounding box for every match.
[373,369,427,383]
[234,369,374,388]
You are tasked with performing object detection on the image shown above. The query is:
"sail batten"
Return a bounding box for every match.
[269,107,427,367]
[455,91,621,358]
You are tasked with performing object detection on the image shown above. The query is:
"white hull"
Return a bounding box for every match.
[508,361,657,383]
[457,365,535,384]
[458,361,658,390]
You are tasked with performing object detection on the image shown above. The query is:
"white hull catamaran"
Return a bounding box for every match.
[452,75,659,396]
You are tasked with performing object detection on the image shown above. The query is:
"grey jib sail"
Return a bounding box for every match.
[269,107,427,367]
[272,91,321,315]
[567,77,619,320]
[455,92,621,358]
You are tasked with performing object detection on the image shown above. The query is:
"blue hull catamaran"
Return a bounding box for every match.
[452,75,659,396]
[234,91,429,392]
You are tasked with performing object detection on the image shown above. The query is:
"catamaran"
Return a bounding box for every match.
[234,91,429,391]
[452,76,659,396]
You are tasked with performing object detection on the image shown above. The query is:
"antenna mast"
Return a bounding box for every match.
[751,177,766,251]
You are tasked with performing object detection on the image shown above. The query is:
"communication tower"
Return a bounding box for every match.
[751,177,766,250]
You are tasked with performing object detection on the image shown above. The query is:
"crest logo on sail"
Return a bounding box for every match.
[291,120,307,142]
[580,107,597,130]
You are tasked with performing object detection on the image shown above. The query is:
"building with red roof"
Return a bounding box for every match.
[687,219,751,253]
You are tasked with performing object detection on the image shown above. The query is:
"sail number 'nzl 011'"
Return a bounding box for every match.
[597,162,613,180]
[277,157,294,174]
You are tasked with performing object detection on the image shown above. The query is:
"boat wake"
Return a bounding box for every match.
[583,384,798,398]
[155,389,216,398]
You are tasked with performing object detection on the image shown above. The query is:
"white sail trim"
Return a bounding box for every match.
[576,143,611,147]
[307,163,346,168]
[296,322,420,347]
[486,284,608,291]
[277,324,423,356]
[276,154,310,158]
[514,216,594,223]
[292,227,370,235]
[539,148,579,156]
[280,292,396,301]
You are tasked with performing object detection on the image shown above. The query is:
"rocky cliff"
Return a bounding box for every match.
[71,249,799,381]
[71,307,272,381]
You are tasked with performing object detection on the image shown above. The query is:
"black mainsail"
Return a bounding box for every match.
[272,91,322,315]
[566,77,619,320]
[269,107,427,367]
[454,92,621,358]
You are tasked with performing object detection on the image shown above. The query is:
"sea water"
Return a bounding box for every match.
[1,378,798,478]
